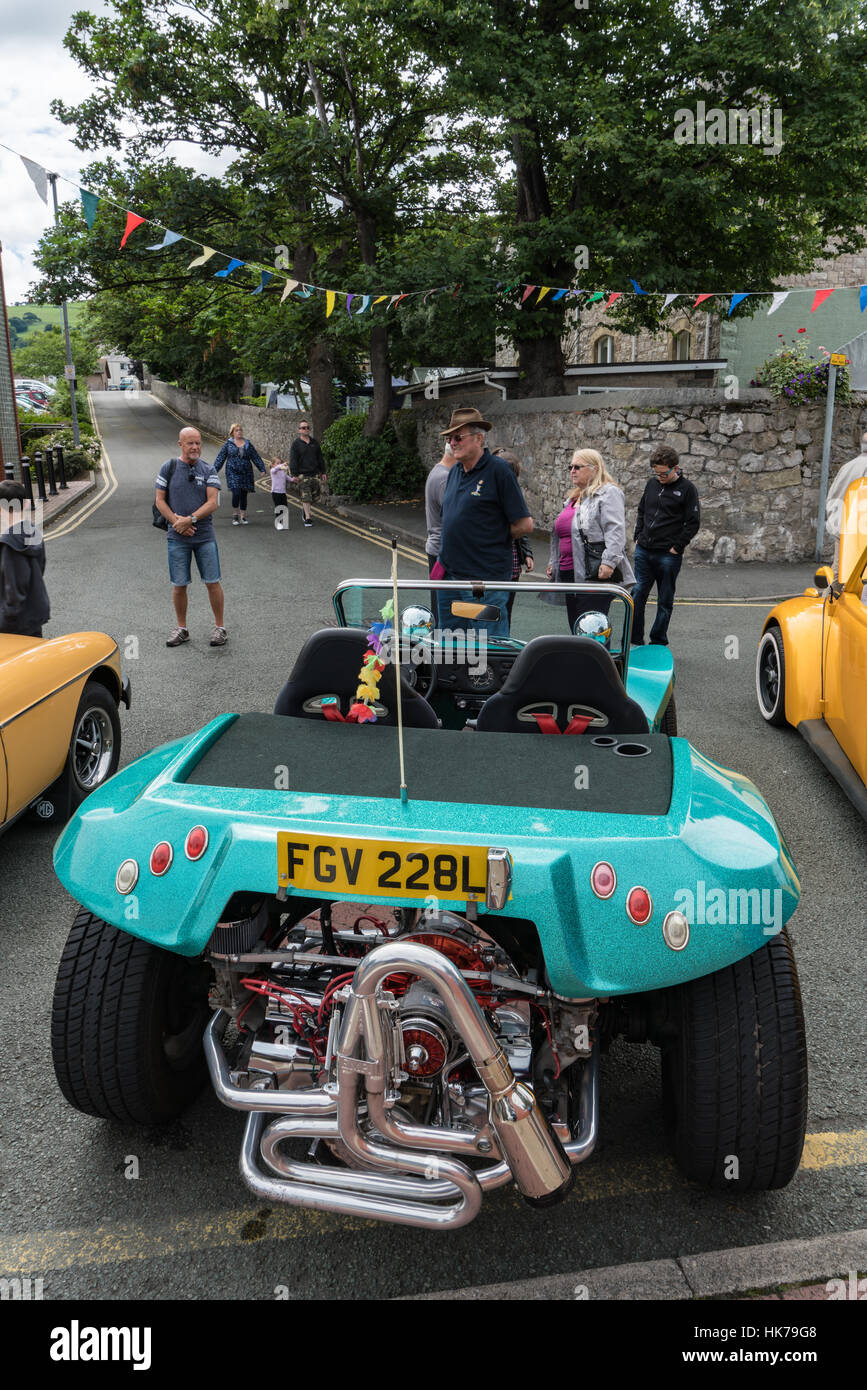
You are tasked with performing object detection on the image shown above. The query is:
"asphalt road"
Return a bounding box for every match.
[0,391,864,1302]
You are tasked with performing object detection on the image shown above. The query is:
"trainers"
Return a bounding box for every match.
[209,626,228,647]
[166,627,190,647]
[232,517,240,526]
[240,516,248,525]
[303,517,312,527]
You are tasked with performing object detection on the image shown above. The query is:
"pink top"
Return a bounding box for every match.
[554,503,575,570]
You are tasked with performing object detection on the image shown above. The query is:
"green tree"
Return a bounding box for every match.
[13,324,98,381]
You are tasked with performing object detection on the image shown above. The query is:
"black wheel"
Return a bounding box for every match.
[661,693,678,735]
[660,930,807,1191]
[52,908,212,1125]
[756,628,788,728]
[68,681,122,806]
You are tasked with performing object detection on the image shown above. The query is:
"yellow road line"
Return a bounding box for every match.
[46,394,118,539]
[1,1130,863,1275]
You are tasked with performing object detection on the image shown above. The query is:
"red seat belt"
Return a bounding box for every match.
[531,713,593,735]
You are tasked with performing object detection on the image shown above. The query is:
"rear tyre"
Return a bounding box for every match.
[756,628,788,727]
[52,908,211,1125]
[660,930,807,1191]
[660,693,678,735]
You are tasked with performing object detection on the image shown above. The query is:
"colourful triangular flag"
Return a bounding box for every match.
[552,288,568,301]
[251,271,273,294]
[536,286,552,303]
[214,258,245,278]
[346,294,355,316]
[662,294,679,310]
[146,229,183,250]
[605,293,622,308]
[280,279,299,302]
[767,292,789,316]
[326,290,336,317]
[188,246,216,268]
[860,286,867,313]
[372,295,388,306]
[728,293,750,315]
[20,156,48,204]
[629,279,648,295]
[810,288,834,313]
[120,212,146,248]
[586,292,604,304]
[521,285,537,303]
[295,284,314,298]
[356,295,372,314]
[80,189,100,228]
[693,293,713,306]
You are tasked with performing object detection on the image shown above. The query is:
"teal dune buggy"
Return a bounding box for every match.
[51,579,807,1230]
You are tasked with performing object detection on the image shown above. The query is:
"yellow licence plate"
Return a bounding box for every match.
[277,834,489,901]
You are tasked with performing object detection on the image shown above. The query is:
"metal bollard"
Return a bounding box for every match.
[3,461,13,482]
[45,447,59,497]
[55,444,68,489]
[20,457,34,507]
[33,451,47,502]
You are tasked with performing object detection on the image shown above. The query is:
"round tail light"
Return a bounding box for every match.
[590,861,617,899]
[185,825,209,860]
[626,886,652,924]
[115,859,139,894]
[149,841,173,876]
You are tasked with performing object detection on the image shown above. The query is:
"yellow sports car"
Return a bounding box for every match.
[756,478,867,818]
[0,632,129,831]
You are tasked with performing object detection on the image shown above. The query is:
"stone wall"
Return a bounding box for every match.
[413,390,867,562]
[150,379,303,457]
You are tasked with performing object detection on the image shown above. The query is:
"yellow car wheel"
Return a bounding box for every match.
[756,627,788,728]
[67,682,122,807]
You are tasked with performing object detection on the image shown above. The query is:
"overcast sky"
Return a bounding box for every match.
[0,0,232,305]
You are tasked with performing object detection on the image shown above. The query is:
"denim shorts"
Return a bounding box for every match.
[167,535,221,586]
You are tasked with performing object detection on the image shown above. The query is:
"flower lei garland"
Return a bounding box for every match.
[348,598,394,723]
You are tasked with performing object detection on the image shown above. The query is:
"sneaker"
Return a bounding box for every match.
[166,627,190,647]
[241,516,248,525]
[232,517,240,526]
[303,517,312,528]
[209,626,228,647]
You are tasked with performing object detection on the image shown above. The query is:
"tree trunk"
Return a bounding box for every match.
[513,332,567,398]
[308,337,335,439]
[363,322,392,437]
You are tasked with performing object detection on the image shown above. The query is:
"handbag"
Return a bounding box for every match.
[152,459,178,529]
[579,527,622,583]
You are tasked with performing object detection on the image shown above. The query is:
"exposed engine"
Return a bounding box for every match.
[204,901,598,1229]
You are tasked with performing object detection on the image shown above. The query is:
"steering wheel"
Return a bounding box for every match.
[400,650,438,703]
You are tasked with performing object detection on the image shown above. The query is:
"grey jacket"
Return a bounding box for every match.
[548,484,636,584]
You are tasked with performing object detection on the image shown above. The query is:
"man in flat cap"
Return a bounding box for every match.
[437,406,533,636]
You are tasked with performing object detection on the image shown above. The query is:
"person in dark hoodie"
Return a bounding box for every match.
[0,481,49,639]
[631,445,700,647]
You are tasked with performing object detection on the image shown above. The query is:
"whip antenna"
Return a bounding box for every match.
[391,537,408,803]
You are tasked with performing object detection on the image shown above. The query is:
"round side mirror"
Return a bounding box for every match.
[813,565,834,592]
[575,610,612,646]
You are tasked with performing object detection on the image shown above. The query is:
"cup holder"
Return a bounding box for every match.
[591,735,619,746]
[613,742,652,758]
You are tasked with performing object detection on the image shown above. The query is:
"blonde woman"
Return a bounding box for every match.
[214,422,267,525]
[546,448,635,632]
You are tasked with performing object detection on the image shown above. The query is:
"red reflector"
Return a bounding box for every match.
[626,887,652,924]
[590,861,617,899]
[150,841,173,876]
[185,825,208,860]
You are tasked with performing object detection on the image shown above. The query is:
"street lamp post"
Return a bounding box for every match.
[46,172,80,448]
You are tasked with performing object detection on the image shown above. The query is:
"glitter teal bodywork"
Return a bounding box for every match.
[53,713,799,999]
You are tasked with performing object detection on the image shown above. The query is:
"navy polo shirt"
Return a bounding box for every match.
[438,449,530,581]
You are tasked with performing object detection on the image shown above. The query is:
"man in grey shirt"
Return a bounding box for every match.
[155,427,226,647]
[424,443,455,575]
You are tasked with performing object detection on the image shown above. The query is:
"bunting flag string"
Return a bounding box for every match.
[5,142,867,323]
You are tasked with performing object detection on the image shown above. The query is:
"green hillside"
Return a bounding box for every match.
[8,303,88,350]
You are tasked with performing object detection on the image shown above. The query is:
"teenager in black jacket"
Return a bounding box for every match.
[0,482,49,638]
[631,446,700,646]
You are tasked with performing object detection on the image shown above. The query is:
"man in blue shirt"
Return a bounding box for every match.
[155,428,226,647]
[438,407,533,637]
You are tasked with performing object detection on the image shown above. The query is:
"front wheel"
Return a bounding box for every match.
[52,909,212,1125]
[660,930,807,1191]
[67,681,122,806]
[756,628,788,727]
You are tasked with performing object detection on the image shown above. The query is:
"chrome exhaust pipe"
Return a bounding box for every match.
[337,941,573,1205]
[204,1012,337,1114]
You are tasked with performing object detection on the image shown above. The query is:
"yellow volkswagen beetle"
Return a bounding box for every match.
[756,478,867,818]
[0,632,129,831]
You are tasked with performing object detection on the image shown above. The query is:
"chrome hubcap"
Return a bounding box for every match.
[760,643,779,708]
[73,707,114,788]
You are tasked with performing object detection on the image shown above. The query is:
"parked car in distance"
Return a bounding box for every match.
[757,477,867,818]
[15,377,57,397]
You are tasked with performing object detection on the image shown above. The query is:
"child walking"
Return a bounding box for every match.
[271,456,290,530]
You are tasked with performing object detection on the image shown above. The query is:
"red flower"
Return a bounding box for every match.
[797,327,806,333]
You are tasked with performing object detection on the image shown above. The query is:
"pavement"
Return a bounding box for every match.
[407,1229,867,1301]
